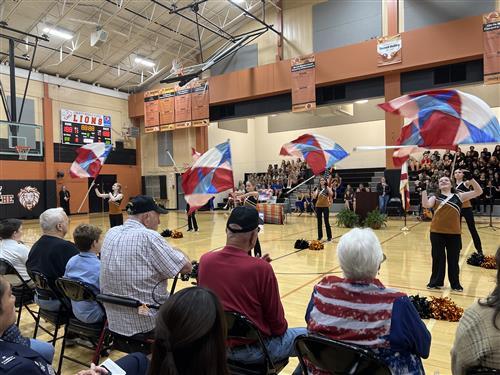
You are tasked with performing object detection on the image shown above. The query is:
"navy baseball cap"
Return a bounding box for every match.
[126,195,168,215]
[226,206,259,233]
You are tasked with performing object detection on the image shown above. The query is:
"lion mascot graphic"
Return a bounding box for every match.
[18,186,40,211]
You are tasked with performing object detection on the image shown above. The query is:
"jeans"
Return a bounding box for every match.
[35,294,61,312]
[30,338,55,364]
[228,327,307,365]
[378,195,389,214]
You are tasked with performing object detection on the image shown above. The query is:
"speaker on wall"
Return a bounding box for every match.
[56,171,65,178]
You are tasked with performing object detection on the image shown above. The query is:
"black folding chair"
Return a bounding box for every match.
[467,368,500,375]
[29,271,71,346]
[0,258,36,326]
[294,334,391,375]
[56,278,110,374]
[96,293,158,355]
[225,311,288,375]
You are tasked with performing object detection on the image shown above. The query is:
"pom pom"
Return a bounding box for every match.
[481,255,497,269]
[467,252,484,267]
[294,239,310,250]
[429,296,463,322]
[171,230,183,239]
[309,240,324,251]
[409,295,432,319]
[160,229,172,237]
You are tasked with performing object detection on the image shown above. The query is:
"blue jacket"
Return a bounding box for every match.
[0,340,54,375]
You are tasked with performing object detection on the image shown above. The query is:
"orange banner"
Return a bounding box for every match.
[483,11,500,85]
[191,79,209,124]
[143,90,160,130]
[377,34,402,66]
[174,84,192,127]
[158,88,175,126]
[291,55,316,113]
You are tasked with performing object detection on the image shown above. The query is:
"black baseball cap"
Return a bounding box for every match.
[226,206,259,233]
[126,195,168,215]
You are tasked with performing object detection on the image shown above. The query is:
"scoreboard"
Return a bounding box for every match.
[61,109,112,145]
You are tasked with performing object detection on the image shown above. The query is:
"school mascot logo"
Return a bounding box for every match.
[18,186,40,210]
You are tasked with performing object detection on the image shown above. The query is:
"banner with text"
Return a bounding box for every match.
[159,88,175,131]
[174,84,192,129]
[291,55,316,113]
[191,79,210,127]
[144,90,160,132]
[483,12,500,85]
[377,34,402,67]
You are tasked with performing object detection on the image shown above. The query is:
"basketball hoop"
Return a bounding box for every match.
[15,145,31,160]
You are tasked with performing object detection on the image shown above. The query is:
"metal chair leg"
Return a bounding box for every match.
[57,325,69,375]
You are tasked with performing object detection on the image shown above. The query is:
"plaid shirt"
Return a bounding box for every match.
[100,219,187,336]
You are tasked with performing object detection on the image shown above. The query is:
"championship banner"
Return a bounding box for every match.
[191,79,210,127]
[144,90,160,132]
[174,83,192,128]
[291,55,316,113]
[377,34,402,67]
[159,87,175,128]
[483,11,500,85]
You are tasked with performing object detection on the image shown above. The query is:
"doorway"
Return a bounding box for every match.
[88,174,117,214]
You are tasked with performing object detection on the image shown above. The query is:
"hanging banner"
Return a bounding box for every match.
[483,11,500,85]
[174,83,192,128]
[377,34,402,67]
[191,79,210,127]
[291,55,316,113]
[159,87,176,126]
[144,90,160,132]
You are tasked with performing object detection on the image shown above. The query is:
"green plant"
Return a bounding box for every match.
[336,209,359,228]
[364,210,387,230]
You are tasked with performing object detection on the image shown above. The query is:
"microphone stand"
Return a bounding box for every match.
[478,199,499,231]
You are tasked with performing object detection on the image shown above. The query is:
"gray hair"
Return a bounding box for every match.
[39,207,67,233]
[337,228,384,280]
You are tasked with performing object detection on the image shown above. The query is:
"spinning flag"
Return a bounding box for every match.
[182,141,234,214]
[379,89,500,166]
[280,134,349,175]
[70,143,112,178]
[399,162,410,212]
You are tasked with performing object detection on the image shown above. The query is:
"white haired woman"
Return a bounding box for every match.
[305,228,431,374]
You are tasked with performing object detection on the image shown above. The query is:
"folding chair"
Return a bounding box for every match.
[466,368,500,375]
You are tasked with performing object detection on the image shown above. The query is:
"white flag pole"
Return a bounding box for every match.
[77,180,96,213]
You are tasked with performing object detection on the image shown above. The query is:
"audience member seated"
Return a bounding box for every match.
[26,208,79,311]
[64,224,105,324]
[198,206,307,368]
[305,228,431,374]
[100,195,192,338]
[148,287,229,375]
[451,246,500,374]
[0,218,33,287]
[356,183,370,193]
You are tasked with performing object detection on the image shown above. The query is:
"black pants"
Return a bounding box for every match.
[248,237,262,257]
[429,232,462,289]
[316,207,332,240]
[460,207,482,253]
[188,212,198,231]
[61,203,70,216]
[109,213,123,228]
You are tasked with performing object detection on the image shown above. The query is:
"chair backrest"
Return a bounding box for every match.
[96,293,143,308]
[225,311,263,343]
[29,270,71,310]
[0,258,25,284]
[294,334,391,375]
[56,278,97,302]
[467,368,500,375]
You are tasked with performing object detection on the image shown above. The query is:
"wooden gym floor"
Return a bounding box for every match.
[17,211,500,375]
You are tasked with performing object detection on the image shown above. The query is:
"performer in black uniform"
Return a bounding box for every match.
[454,169,483,254]
[236,181,262,257]
[186,203,199,232]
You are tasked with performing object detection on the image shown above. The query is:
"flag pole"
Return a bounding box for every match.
[401,210,409,231]
[285,174,316,196]
[450,146,459,179]
[77,179,96,213]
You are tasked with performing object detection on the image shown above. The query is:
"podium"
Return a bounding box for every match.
[355,192,379,221]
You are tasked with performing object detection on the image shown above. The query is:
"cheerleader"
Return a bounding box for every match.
[236,181,262,257]
[422,176,482,292]
[312,177,334,242]
[95,182,124,227]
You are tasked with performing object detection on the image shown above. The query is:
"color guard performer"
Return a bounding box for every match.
[312,177,334,242]
[95,182,124,228]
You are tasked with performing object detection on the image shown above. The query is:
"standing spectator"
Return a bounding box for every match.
[0,218,33,287]
[493,145,500,160]
[483,180,497,215]
[59,185,71,216]
[469,145,479,159]
[451,246,500,374]
[26,208,79,311]
[376,177,391,214]
[198,207,306,368]
[100,195,192,337]
[64,224,105,324]
[481,147,492,161]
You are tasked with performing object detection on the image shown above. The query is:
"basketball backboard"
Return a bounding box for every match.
[0,120,43,157]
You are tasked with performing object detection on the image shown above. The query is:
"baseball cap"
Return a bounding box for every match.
[226,206,259,233]
[126,195,168,215]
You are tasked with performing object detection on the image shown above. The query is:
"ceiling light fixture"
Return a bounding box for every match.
[135,56,156,67]
[355,99,368,104]
[42,26,74,40]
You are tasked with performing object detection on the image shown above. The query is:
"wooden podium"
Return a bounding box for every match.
[355,192,379,221]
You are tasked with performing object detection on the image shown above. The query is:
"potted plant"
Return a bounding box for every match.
[336,209,359,228]
[364,210,387,230]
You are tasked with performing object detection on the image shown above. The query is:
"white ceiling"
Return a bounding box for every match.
[0,0,276,92]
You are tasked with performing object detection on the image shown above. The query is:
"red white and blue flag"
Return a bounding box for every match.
[280,133,349,175]
[379,89,500,166]
[182,141,234,213]
[69,143,112,178]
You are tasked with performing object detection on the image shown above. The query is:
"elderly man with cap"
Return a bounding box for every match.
[197,206,306,368]
[100,195,192,338]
